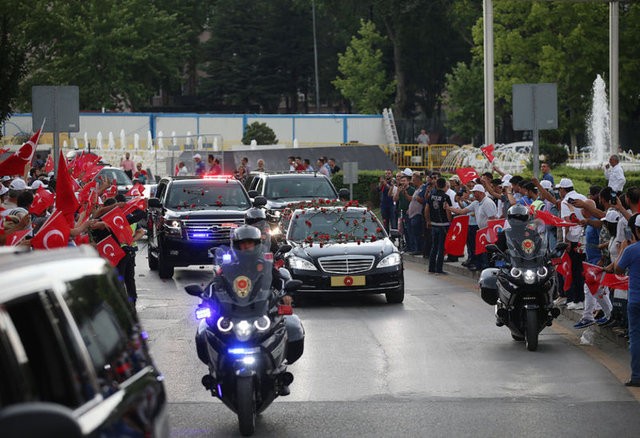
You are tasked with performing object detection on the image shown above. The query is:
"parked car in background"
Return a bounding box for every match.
[95,166,134,196]
[0,246,168,438]
[283,206,404,303]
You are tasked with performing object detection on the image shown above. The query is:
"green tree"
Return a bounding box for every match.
[333,20,395,114]
[13,0,188,111]
[0,12,25,132]
[443,60,484,145]
[241,122,278,145]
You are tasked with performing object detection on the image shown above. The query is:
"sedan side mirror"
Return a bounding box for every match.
[185,284,204,297]
[276,244,293,256]
[148,197,161,208]
[338,188,350,200]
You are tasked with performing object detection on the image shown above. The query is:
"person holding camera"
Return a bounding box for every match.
[605,154,626,194]
[378,169,395,233]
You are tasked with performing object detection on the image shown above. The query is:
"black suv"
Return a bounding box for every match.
[246,172,348,213]
[147,176,252,279]
[0,246,167,438]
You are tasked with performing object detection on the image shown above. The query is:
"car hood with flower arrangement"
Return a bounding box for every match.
[283,205,404,303]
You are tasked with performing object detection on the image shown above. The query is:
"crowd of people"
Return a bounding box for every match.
[379,155,640,385]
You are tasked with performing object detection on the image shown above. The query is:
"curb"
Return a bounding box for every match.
[403,252,629,348]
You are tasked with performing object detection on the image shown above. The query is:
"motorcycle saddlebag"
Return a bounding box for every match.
[478,268,500,306]
[285,315,305,364]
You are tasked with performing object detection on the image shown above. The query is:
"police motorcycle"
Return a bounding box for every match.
[184,225,304,436]
[479,205,567,351]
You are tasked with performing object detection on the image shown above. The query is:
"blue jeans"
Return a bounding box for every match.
[429,226,448,273]
[629,301,640,381]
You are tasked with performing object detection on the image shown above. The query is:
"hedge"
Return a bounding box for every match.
[332,170,386,209]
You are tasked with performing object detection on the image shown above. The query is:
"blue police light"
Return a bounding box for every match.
[192,232,209,239]
[228,346,260,355]
[195,307,212,320]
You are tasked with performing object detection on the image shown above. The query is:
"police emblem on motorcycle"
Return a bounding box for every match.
[234,276,252,298]
[522,239,535,254]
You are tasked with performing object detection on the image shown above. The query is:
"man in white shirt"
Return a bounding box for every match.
[557,178,587,309]
[605,154,626,193]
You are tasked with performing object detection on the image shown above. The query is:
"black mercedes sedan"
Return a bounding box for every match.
[283,206,404,303]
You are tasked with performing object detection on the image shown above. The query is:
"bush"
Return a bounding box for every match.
[331,170,386,208]
[241,122,278,145]
[539,143,569,168]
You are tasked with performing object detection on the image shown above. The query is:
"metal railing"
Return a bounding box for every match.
[383,144,459,171]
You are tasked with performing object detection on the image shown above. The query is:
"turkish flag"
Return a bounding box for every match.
[582,262,604,295]
[78,181,97,203]
[31,210,71,250]
[534,209,575,227]
[96,235,126,266]
[481,144,495,163]
[0,128,42,176]
[5,229,30,246]
[103,182,117,199]
[455,167,480,185]
[44,154,54,173]
[487,219,505,243]
[54,150,80,220]
[475,226,494,255]
[602,273,629,291]
[556,251,572,292]
[74,233,90,246]
[125,182,145,197]
[81,164,102,183]
[122,197,147,216]
[444,215,469,256]
[101,206,133,245]
[29,187,56,216]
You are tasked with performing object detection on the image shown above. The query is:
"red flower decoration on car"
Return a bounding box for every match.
[305,220,312,227]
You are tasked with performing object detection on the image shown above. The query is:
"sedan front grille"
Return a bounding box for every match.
[182,218,243,241]
[318,255,375,274]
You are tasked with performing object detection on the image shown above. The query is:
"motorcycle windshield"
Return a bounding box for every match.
[505,223,547,268]
[213,246,273,314]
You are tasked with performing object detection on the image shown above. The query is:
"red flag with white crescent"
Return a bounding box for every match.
[534,209,575,227]
[54,150,80,220]
[122,197,147,216]
[31,210,71,250]
[125,182,145,197]
[582,262,604,295]
[101,206,133,245]
[5,229,30,246]
[103,182,117,199]
[444,215,469,256]
[475,226,494,255]
[0,128,42,176]
[602,273,629,291]
[556,251,572,292]
[481,144,495,163]
[455,167,480,185]
[487,219,505,243]
[29,187,55,216]
[96,235,126,266]
[44,154,54,173]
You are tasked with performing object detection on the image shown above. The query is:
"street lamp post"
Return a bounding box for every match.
[312,0,320,113]
[483,0,495,147]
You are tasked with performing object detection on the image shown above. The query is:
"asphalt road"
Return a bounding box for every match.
[134,247,640,437]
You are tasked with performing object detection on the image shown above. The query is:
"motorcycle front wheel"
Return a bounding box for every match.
[525,309,539,351]
[237,377,256,436]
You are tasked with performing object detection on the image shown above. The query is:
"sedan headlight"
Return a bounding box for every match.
[378,253,401,268]
[288,256,317,271]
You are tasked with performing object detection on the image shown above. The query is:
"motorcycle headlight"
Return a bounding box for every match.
[233,320,254,341]
[254,315,271,331]
[378,253,401,268]
[510,268,522,279]
[289,256,317,271]
[523,269,536,284]
[217,317,233,333]
[537,266,548,278]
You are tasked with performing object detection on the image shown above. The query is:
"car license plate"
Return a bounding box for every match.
[330,275,365,287]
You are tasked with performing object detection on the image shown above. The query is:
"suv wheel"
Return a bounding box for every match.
[148,244,158,271]
[157,241,174,279]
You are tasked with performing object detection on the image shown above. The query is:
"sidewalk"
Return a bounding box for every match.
[403,252,629,349]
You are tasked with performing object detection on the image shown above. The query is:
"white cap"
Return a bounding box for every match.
[601,209,621,223]
[402,167,413,177]
[449,174,461,182]
[0,186,8,196]
[555,178,573,189]
[540,180,553,190]
[193,153,202,160]
[31,179,47,190]
[502,174,512,183]
[47,171,55,178]
[1,176,11,182]
[471,184,486,193]
[501,181,512,188]
[9,178,30,191]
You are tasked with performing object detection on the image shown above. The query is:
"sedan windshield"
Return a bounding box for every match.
[98,168,132,186]
[265,177,336,200]
[288,209,386,243]
[166,183,250,210]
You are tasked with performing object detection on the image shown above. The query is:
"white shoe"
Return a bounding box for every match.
[554,297,567,306]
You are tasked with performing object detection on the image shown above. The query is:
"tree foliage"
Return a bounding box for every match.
[241,121,278,145]
[0,3,29,130]
[333,20,395,114]
[443,61,484,145]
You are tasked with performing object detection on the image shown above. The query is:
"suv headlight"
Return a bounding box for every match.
[164,219,182,236]
[378,253,401,268]
[288,256,317,271]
